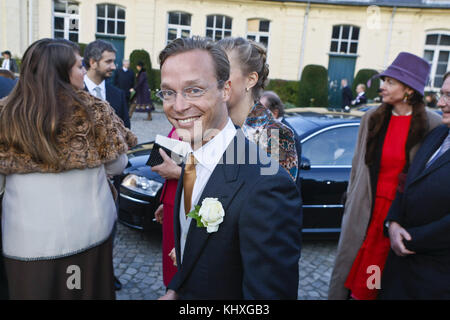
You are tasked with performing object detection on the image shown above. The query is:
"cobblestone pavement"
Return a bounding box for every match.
[113,108,339,300]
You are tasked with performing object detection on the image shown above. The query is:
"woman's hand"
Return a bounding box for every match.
[151,149,182,180]
[154,204,164,224]
[158,289,178,300]
[388,221,416,257]
[169,247,177,267]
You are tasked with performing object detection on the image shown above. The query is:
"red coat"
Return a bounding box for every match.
[160,127,179,286]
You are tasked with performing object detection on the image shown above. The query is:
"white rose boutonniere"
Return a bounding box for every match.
[187,198,225,233]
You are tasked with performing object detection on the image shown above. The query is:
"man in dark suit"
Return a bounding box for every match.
[114,59,135,108]
[158,37,302,300]
[341,78,353,110]
[83,40,130,128]
[380,72,450,299]
[1,51,19,74]
[351,84,368,107]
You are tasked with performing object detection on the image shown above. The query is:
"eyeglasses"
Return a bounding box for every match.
[156,81,223,102]
[436,91,450,103]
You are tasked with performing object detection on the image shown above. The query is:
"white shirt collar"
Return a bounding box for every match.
[392,110,412,116]
[122,67,128,72]
[190,118,236,173]
[84,74,106,100]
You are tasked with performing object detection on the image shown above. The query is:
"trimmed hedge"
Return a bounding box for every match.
[352,68,380,100]
[129,49,152,89]
[265,79,300,107]
[77,43,87,56]
[298,64,328,107]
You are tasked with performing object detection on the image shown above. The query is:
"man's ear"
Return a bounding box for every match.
[89,58,98,70]
[222,80,232,102]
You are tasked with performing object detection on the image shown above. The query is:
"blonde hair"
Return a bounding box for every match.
[217,37,269,101]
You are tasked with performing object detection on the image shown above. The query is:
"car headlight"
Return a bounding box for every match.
[121,174,163,197]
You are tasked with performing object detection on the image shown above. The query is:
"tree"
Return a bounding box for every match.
[298,65,328,107]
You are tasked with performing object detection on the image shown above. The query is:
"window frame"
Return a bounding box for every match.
[246,18,271,51]
[166,11,192,44]
[330,25,360,56]
[205,14,232,41]
[96,3,126,36]
[300,123,360,168]
[424,31,450,90]
[52,0,80,42]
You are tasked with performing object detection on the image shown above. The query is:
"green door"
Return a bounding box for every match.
[328,55,356,108]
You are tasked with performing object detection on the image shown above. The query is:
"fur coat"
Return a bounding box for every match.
[0,90,137,175]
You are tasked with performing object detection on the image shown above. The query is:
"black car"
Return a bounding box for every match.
[118,108,363,237]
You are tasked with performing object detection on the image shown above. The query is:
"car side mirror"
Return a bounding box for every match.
[300,156,311,171]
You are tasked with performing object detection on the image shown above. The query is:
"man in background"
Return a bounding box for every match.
[83,40,130,129]
[114,59,135,112]
[1,51,18,74]
[351,84,367,107]
[341,78,353,110]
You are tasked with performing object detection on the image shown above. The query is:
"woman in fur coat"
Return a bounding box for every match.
[0,39,137,299]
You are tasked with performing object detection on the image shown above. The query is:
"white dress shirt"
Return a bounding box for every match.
[1,59,10,70]
[179,118,236,262]
[84,75,106,101]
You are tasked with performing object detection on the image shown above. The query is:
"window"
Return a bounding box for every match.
[424,32,450,88]
[330,25,360,55]
[246,19,270,49]
[53,0,79,43]
[206,15,232,41]
[167,12,191,44]
[302,125,359,166]
[97,4,126,36]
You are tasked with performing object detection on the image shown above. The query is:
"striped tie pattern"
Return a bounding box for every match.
[427,130,450,168]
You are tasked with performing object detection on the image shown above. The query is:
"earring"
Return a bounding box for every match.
[403,92,410,103]
[245,87,249,92]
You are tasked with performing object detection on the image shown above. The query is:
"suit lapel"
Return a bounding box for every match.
[176,133,245,286]
[407,126,450,187]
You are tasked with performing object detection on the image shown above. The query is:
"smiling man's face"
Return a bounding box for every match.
[438,76,450,128]
[160,49,230,149]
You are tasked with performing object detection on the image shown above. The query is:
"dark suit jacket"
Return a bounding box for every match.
[0,76,15,99]
[352,92,367,106]
[380,125,450,300]
[84,83,130,129]
[106,83,130,129]
[341,86,353,108]
[114,69,135,101]
[168,130,303,299]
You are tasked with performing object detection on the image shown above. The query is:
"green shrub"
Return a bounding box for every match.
[150,68,161,91]
[265,79,300,107]
[352,69,380,100]
[129,49,152,89]
[298,64,328,107]
[77,43,87,56]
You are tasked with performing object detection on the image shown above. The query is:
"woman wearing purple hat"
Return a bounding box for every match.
[328,52,442,300]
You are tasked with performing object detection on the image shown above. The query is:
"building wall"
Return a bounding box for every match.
[1,0,449,85]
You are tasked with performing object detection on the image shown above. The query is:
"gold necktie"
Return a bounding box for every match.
[183,153,197,215]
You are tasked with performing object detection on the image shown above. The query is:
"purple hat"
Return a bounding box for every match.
[379,52,430,96]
